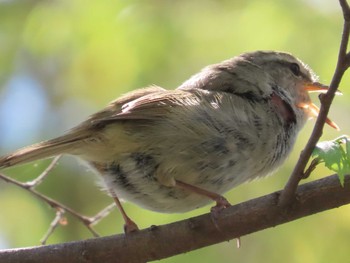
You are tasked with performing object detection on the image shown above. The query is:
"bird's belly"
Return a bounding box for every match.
[97,109,297,212]
[98,146,285,213]
[101,159,216,213]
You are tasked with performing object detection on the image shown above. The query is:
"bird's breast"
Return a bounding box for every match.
[94,92,302,213]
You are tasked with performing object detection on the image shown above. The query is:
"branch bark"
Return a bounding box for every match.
[279,0,350,206]
[1,174,349,263]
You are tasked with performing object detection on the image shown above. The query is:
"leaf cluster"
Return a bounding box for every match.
[313,135,350,185]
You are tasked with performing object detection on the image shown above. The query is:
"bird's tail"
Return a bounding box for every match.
[0,133,87,169]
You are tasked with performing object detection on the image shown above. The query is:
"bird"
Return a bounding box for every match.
[0,51,339,232]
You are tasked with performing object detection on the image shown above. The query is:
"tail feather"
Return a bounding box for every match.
[0,135,86,169]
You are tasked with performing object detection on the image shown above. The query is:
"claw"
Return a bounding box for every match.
[124,218,139,233]
[210,196,231,215]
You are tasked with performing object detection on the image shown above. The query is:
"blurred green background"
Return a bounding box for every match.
[0,0,349,262]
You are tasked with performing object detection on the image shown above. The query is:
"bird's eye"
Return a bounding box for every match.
[290,63,301,77]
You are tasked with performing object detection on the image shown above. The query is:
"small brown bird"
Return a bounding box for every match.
[0,51,339,232]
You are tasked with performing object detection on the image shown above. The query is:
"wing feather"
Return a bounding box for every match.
[89,89,197,126]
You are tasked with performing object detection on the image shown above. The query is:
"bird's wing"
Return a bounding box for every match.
[87,88,198,128]
[81,85,166,124]
[0,86,197,167]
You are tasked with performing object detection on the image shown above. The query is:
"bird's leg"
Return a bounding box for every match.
[175,180,231,230]
[107,187,139,233]
[92,162,138,233]
[174,180,231,214]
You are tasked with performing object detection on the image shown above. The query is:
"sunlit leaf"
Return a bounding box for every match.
[312,136,350,186]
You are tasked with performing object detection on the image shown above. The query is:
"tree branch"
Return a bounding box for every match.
[0,169,117,240]
[1,174,349,263]
[279,0,350,206]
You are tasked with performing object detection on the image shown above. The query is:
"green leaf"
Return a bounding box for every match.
[312,135,350,186]
[346,138,350,160]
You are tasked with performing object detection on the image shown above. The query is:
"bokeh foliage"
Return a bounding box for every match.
[0,0,349,262]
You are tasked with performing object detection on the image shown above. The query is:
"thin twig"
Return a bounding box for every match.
[40,208,66,245]
[0,154,120,239]
[24,155,61,189]
[0,172,100,237]
[90,203,116,226]
[279,0,350,206]
[302,158,321,180]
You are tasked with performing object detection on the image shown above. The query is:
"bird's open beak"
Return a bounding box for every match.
[298,82,341,131]
[304,82,342,95]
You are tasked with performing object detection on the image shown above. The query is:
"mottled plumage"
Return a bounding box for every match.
[0,51,337,231]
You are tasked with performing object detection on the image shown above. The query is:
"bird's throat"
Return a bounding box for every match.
[271,92,297,125]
